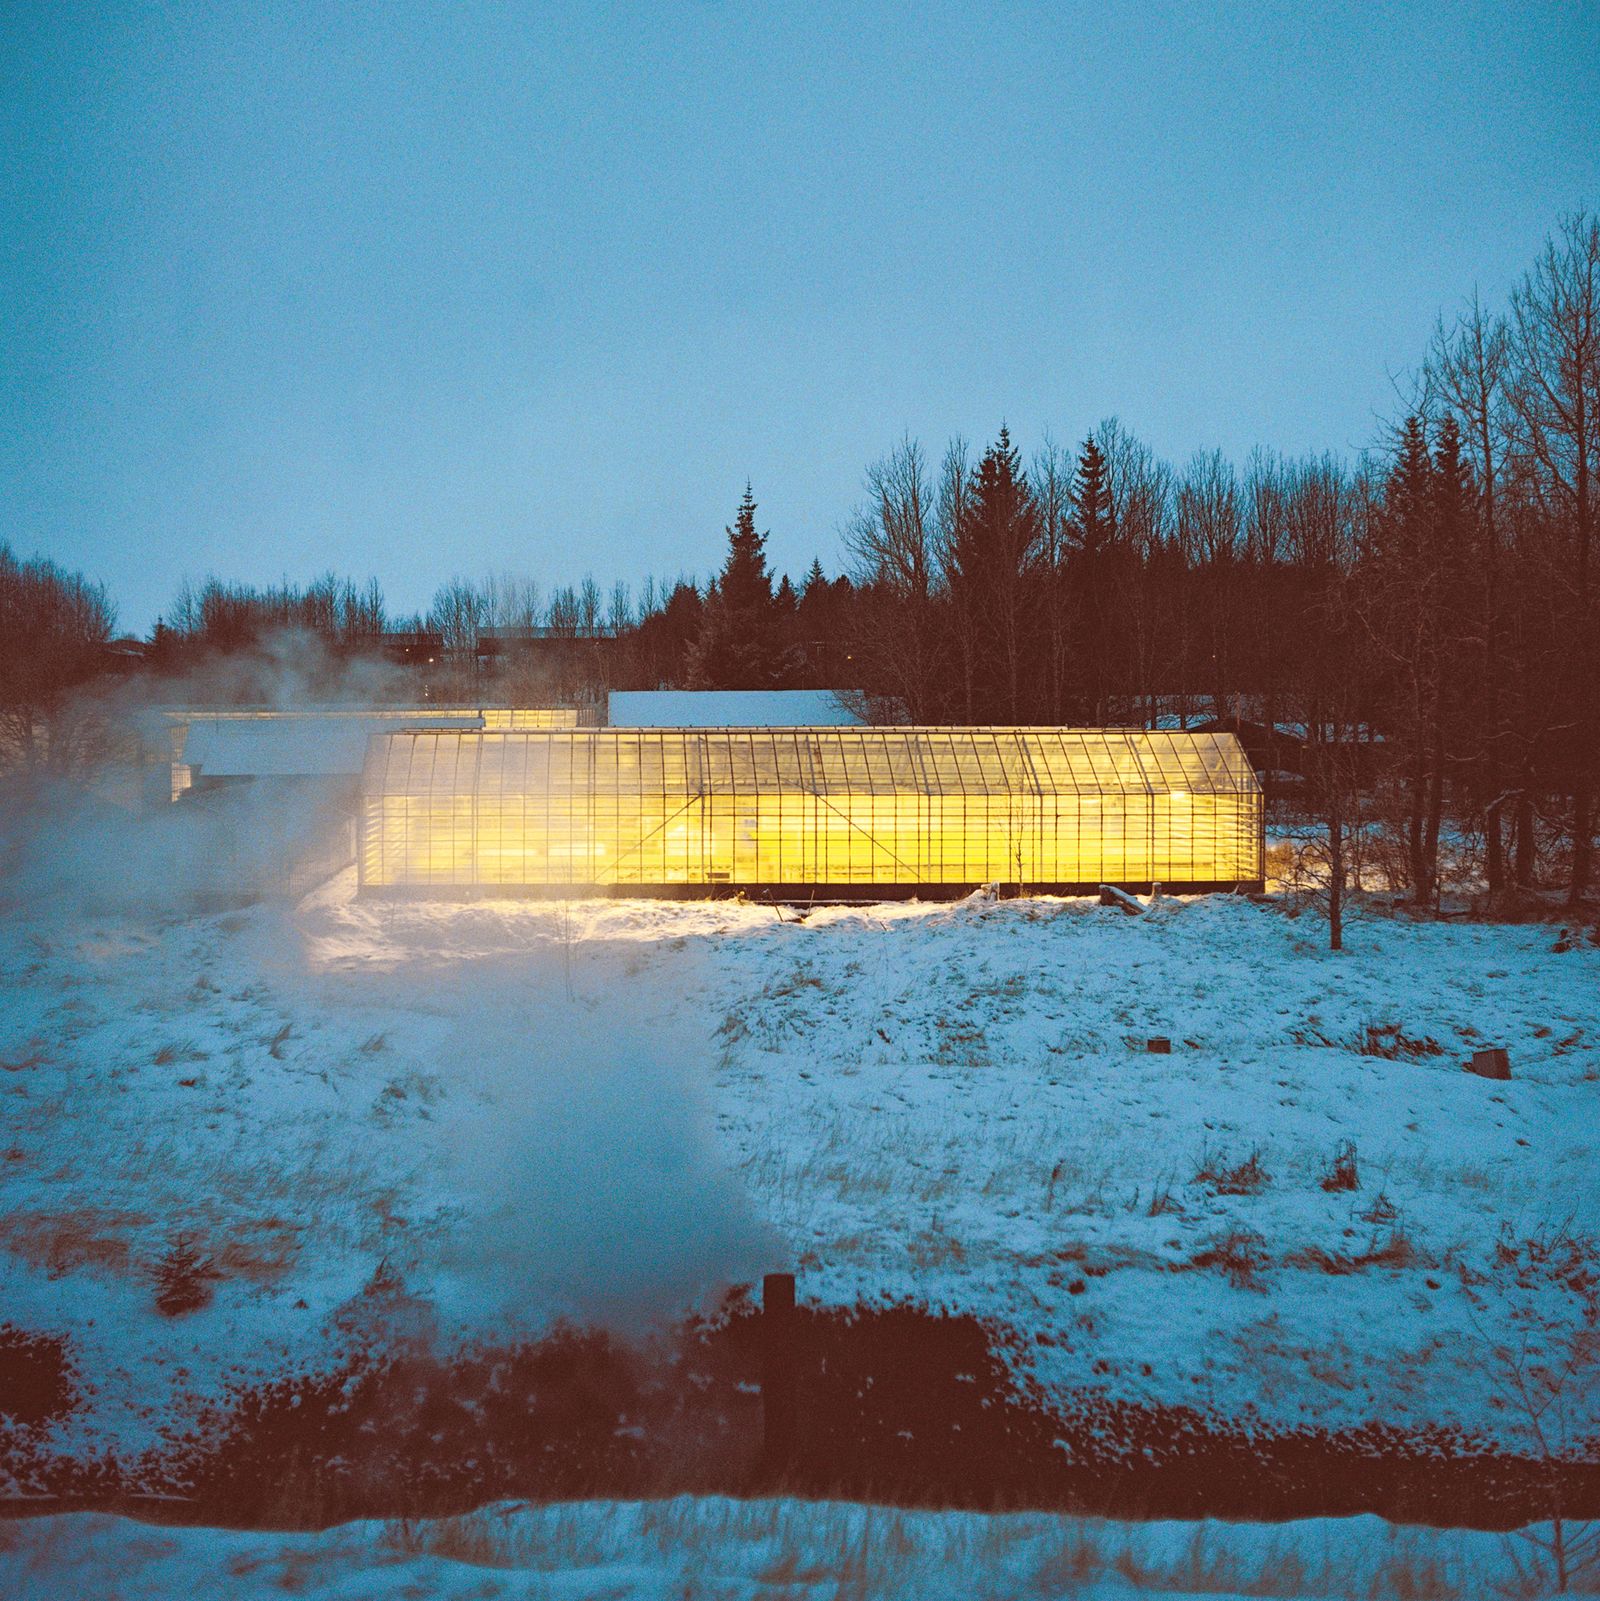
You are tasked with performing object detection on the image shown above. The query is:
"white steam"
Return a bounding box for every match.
[3,629,780,1334]
[0,628,417,917]
[334,944,781,1332]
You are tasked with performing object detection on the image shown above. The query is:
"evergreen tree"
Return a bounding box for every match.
[1366,415,1452,903]
[945,428,1042,721]
[1070,435,1115,556]
[719,484,775,614]
[1384,415,1435,558]
[1065,435,1119,720]
[687,486,795,687]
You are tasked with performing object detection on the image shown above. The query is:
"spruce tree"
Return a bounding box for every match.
[1070,436,1114,556]
[718,484,774,615]
[1066,435,1118,721]
[945,428,1042,721]
[687,486,794,688]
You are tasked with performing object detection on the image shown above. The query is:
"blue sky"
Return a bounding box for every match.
[3,0,1597,633]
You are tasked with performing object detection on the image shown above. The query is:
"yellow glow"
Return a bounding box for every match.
[358,728,1263,896]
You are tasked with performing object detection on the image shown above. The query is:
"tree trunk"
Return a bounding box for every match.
[1408,757,1426,902]
[1515,793,1537,887]
[1328,794,1345,952]
[1485,798,1505,895]
[1569,775,1594,906]
[1422,750,1444,908]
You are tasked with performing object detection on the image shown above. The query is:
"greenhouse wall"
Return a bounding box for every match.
[357,727,1263,899]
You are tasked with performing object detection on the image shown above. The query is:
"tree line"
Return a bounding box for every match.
[4,212,1596,909]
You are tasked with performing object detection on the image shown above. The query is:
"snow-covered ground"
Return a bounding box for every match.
[0,1498,1569,1600]
[4,872,1597,1463]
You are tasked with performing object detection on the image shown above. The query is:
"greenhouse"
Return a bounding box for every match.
[357,727,1263,899]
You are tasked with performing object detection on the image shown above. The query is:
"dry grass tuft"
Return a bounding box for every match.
[1194,1142,1272,1195]
[1357,1022,1445,1060]
[1320,1139,1360,1193]
[1191,1226,1271,1288]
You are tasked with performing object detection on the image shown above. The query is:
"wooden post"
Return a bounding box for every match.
[1466,1047,1511,1080]
[762,1271,796,1472]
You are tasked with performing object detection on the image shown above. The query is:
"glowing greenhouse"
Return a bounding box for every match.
[357,726,1263,899]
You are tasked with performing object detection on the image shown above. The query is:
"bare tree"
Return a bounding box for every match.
[0,545,117,775]
[428,577,485,655]
[1177,449,1242,720]
[1095,418,1173,725]
[1278,464,1368,948]
[1423,294,1519,889]
[844,436,944,721]
[606,580,634,636]
[1465,1224,1600,1594]
[1030,434,1074,722]
[934,437,974,720]
[1242,448,1291,735]
[1506,212,1600,902]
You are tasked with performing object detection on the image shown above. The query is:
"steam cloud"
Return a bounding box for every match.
[410,955,780,1329]
[3,630,780,1333]
[1,628,419,918]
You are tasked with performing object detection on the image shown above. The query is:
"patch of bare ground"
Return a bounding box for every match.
[4,1300,1597,1531]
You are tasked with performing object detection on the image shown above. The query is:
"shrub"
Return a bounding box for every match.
[147,1237,221,1316]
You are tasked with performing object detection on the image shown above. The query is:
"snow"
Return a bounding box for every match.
[0,1499,1566,1599]
[2,873,1597,1475]
[606,690,863,726]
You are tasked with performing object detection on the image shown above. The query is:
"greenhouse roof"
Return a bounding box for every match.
[363,727,1259,799]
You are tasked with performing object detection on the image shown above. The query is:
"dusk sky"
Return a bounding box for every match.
[4,0,1597,635]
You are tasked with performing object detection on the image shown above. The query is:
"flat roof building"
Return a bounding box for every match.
[606,690,863,727]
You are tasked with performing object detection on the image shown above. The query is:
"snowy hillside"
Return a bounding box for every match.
[3,872,1597,1482]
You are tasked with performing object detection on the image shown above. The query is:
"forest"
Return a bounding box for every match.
[3,212,1597,910]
